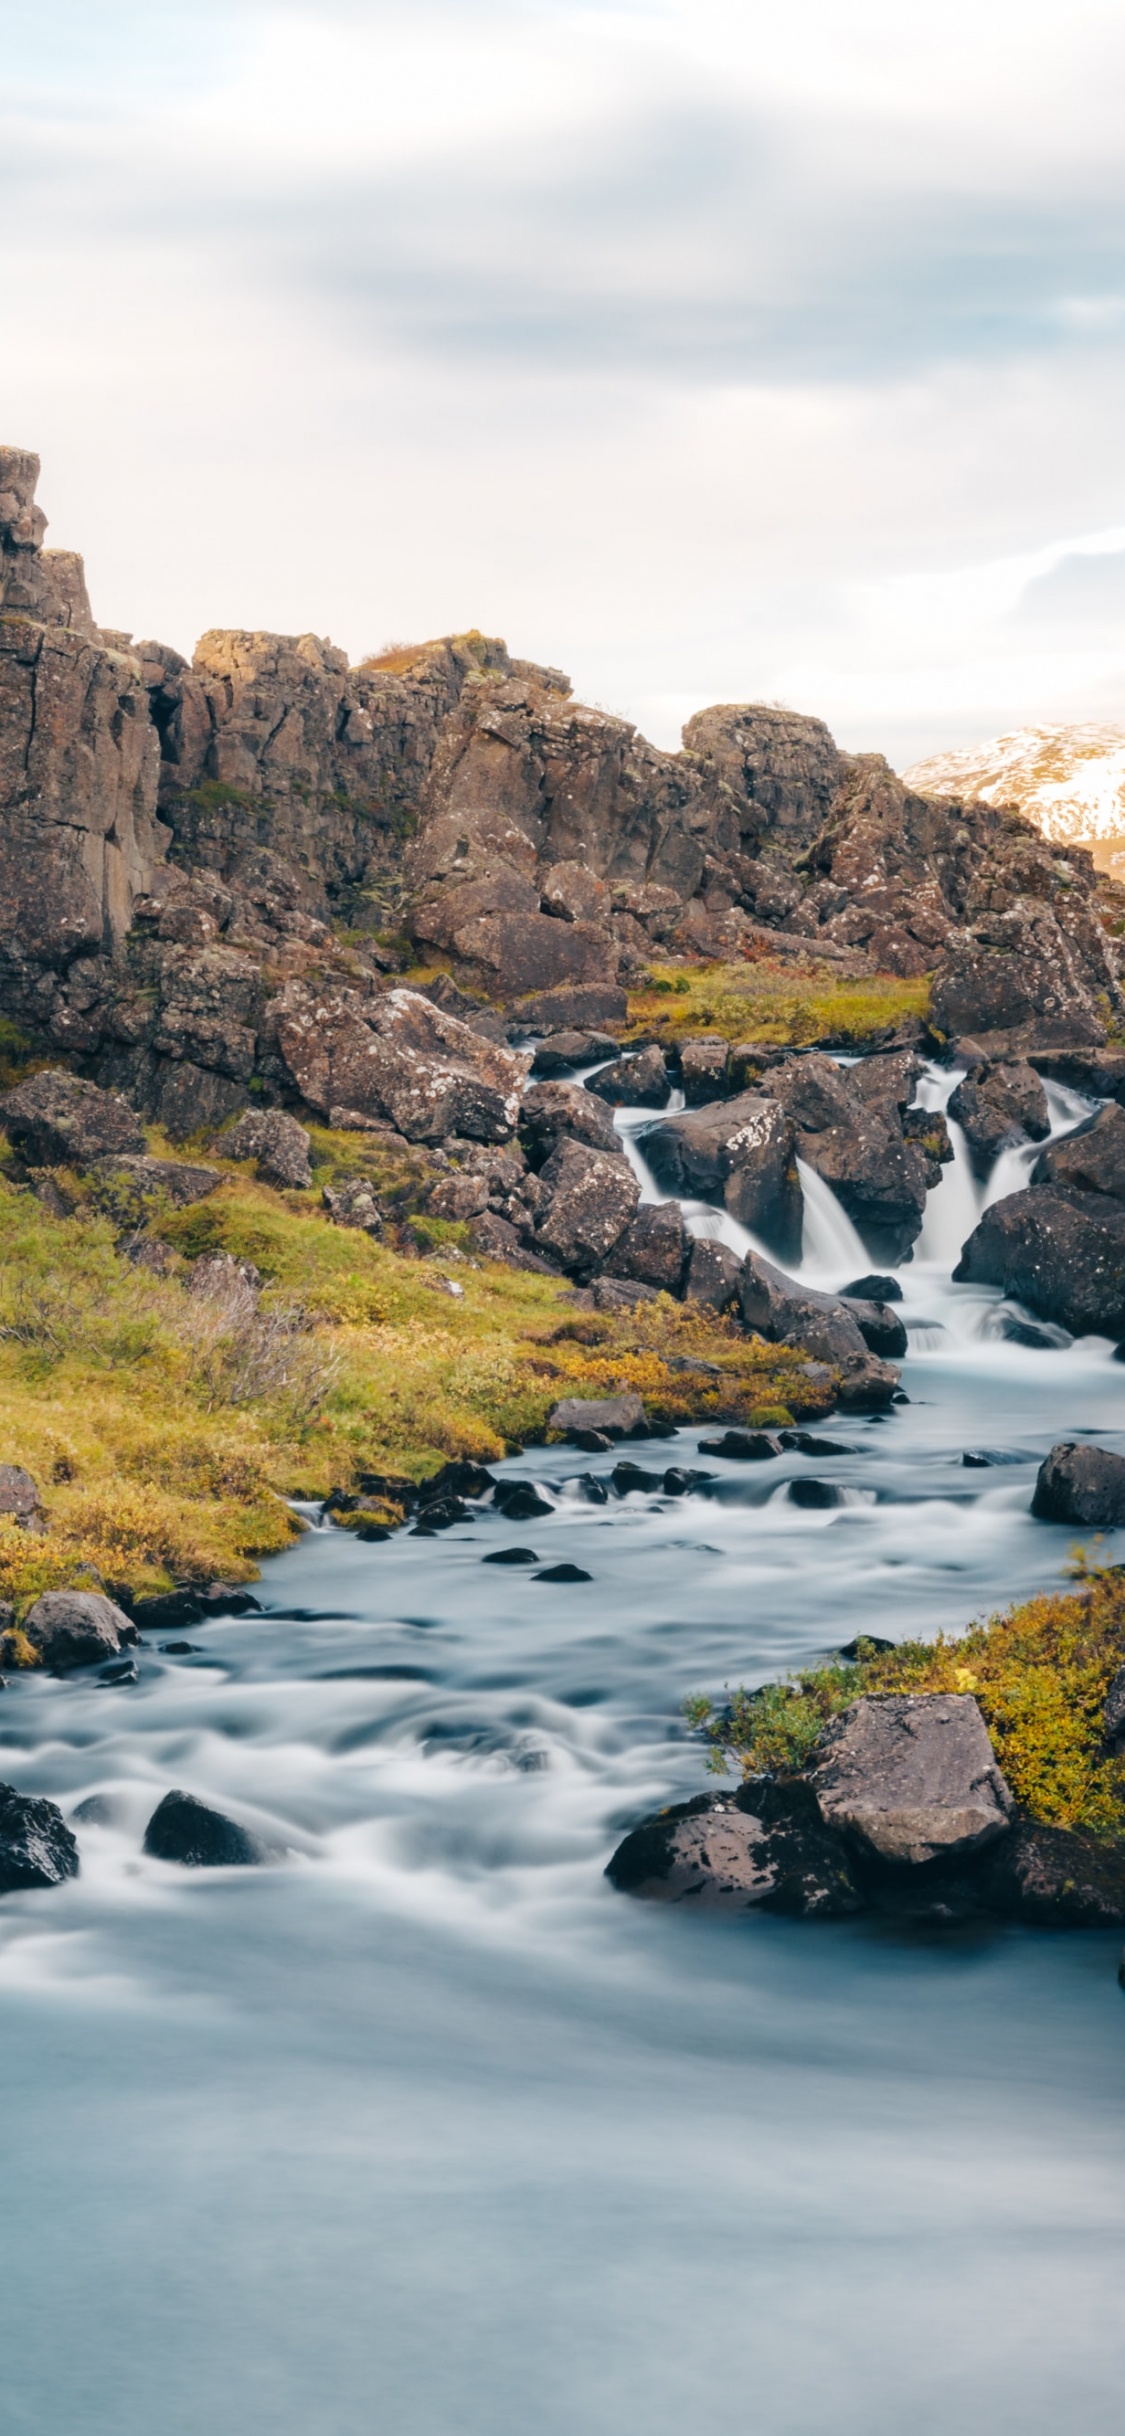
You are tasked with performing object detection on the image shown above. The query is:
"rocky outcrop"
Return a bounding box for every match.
[1031,1442,1125,1527]
[0,1781,80,1894]
[271,985,530,1142]
[219,1107,313,1189]
[0,1067,145,1167]
[605,1780,863,1917]
[532,1139,640,1276]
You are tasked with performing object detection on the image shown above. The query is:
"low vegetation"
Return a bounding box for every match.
[0,1129,827,1617]
[625,959,931,1049]
[686,1561,1125,1837]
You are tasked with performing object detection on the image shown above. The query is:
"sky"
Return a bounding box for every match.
[4,0,1125,765]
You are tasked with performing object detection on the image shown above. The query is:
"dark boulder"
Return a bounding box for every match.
[1031,1441,1125,1527]
[841,1273,902,1303]
[683,1236,742,1310]
[143,1789,266,1867]
[534,1138,640,1275]
[947,1061,1050,1174]
[738,1252,902,1406]
[698,1430,780,1460]
[0,1782,80,1894]
[482,1546,539,1565]
[980,1816,1125,1927]
[1103,1664,1125,1750]
[644,1092,802,1262]
[89,1154,221,1216]
[767,1053,929,1264]
[807,1693,1014,1865]
[534,1562,592,1583]
[0,1464,44,1532]
[677,1037,730,1104]
[845,1299,909,1360]
[1031,1101,1125,1202]
[605,1779,863,1917]
[0,1068,145,1167]
[548,1392,645,1440]
[601,1200,688,1293]
[519,1079,621,1165]
[219,1108,313,1189]
[492,1480,553,1520]
[954,1186,1125,1339]
[1029,1046,1125,1100]
[585,1046,668,1107]
[22,1589,129,1671]
[530,1030,619,1076]
[931,943,1105,1044]
[788,1478,843,1508]
[510,983,628,1033]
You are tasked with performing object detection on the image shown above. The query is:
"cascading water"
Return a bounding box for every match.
[2,1045,1124,2436]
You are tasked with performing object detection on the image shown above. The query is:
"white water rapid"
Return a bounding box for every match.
[2,1051,1123,2436]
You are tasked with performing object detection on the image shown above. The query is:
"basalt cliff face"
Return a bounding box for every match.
[2,446,1124,1145]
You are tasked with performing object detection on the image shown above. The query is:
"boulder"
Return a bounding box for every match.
[143,1789,265,1866]
[89,1155,220,1216]
[22,1589,129,1671]
[644,1093,802,1263]
[275,985,530,1143]
[601,1200,688,1292]
[738,1252,869,1368]
[0,1068,144,1167]
[449,909,618,1000]
[539,861,609,924]
[519,1078,621,1165]
[510,983,628,1032]
[1029,1046,1125,1100]
[953,1186,1125,1339]
[767,1053,929,1264]
[1104,1664,1125,1751]
[605,1780,863,1917]
[683,1236,742,1310]
[698,1430,779,1459]
[426,1172,490,1221]
[1031,1102,1125,1202]
[843,1298,908,1360]
[677,1037,730,1105]
[530,1030,619,1076]
[548,1392,645,1439]
[585,1046,668,1107]
[533,1138,640,1275]
[980,1816,1125,1927]
[841,1272,902,1303]
[0,1782,80,1894]
[808,1694,1014,1866]
[947,1060,1050,1174]
[931,942,1105,1044]
[0,1464,44,1532]
[219,1107,313,1189]
[321,1178,385,1237]
[1030,1442,1125,1527]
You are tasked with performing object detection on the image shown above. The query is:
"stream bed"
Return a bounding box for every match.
[1,1065,1124,2434]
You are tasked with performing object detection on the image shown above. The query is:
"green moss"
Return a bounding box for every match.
[688,1570,1125,1837]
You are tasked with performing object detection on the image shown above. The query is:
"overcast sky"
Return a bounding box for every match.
[4,0,1125,763]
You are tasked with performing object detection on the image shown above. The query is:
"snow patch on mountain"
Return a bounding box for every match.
[904,722,1125,846]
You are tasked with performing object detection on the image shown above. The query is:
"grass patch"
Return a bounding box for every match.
[0,1154,825,1608]
[626,961,931,1049]
[686,1563,1125,1838]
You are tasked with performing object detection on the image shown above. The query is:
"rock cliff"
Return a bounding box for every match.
[2,445,1123,1145]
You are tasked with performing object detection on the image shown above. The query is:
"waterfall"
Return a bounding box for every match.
[794,1158,869,1284]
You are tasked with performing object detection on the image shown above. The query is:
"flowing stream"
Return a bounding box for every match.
[2,1061,1124,2435]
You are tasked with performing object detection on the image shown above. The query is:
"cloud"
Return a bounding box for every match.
[3,0,1125,769]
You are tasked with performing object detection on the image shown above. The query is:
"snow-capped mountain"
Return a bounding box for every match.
[904,722,1125,849]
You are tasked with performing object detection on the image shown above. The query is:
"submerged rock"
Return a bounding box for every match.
[0,1782,80,1894]
[1031,1442,1125,1527]
[143,1789,266,1867]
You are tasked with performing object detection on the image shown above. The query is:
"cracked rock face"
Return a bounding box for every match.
[808,1694,1014,1867]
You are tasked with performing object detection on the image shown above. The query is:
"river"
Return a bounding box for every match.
[1,1061,1123,2434]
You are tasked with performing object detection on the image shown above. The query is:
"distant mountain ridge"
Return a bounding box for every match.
[904,723,1125,855]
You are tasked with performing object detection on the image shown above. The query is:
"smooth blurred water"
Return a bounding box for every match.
[1,1059,1123,2435]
